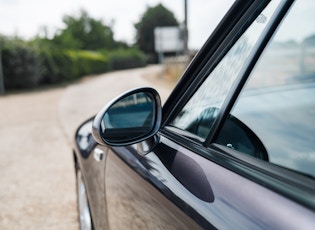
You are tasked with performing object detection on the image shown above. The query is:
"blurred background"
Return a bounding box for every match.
[0,0,233,229]
[0,0,233,91]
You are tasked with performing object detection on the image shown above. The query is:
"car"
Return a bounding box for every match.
[72,0,315,229]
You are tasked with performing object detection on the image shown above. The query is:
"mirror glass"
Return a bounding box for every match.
[100,92,155,143]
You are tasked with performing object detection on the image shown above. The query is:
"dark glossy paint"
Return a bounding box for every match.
[74,118,108,229]
[73,0,315,229]
[102,136,315,229]
[104,145,201,229]
[75,122,315,229]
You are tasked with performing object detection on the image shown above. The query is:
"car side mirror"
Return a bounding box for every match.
[92,87,162,146]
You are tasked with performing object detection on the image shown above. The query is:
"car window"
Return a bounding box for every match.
[168,0,281,141]
[216,0,315,178]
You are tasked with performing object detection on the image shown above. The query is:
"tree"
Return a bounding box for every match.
[135,4,179,63]
[53,9,117,50]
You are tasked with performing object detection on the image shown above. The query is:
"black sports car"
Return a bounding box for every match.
[73,0,315,229]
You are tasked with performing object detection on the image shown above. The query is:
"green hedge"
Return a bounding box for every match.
[67,50,109,77]
[1,37,147,90]
[1,41,41,89]
[108,48,146,70]
[38,49,72,84]
[39,49,109,84]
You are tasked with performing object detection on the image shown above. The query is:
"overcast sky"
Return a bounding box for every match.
[0,0,234,49]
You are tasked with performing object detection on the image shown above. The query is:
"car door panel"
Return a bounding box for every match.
[105,135,315,229]
[74,118,109,229]
[78,145,109,229]
[105,145,202,230]
[73,1,315,229]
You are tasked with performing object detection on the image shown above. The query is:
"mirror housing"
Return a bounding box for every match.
[92,87,162,146]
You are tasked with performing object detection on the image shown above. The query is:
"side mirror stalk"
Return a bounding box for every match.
[137,134,160,156]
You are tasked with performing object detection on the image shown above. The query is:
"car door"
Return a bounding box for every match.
[104,0,315,229]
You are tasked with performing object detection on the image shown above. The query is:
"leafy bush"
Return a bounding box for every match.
[108,48,146,70]
[0,36,146,90]
[67,50,109,76]
[38,49,109,84]
[1,39,41,89]
[38,48,72,84]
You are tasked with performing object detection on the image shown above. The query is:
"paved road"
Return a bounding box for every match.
[0,65,172,229]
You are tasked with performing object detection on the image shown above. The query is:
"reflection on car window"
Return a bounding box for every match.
[169,0,281,140]
[217,0,315,178]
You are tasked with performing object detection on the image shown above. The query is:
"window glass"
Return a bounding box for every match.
[169,0,281,140]
[217,0,315,178]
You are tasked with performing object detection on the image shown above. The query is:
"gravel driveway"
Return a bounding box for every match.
[0,65,171,229]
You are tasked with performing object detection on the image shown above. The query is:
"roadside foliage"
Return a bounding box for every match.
[0,3,178,90]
